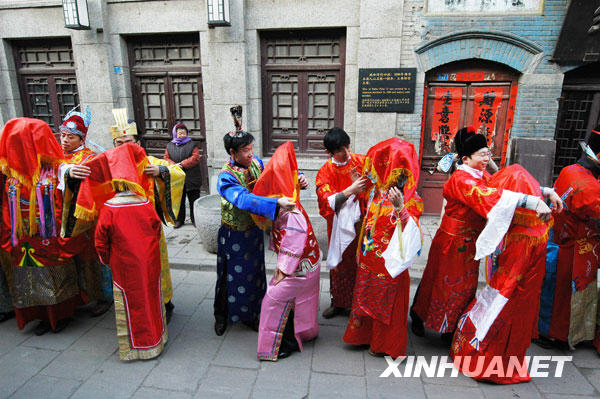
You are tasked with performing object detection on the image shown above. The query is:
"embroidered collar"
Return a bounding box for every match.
[68,145,85,154]
[457,164,484,179]
[331,155,351,167]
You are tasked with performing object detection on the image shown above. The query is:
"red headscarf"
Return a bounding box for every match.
[251,141,300,229]
[75,143,152,221]
[488,164,541,197]
[0,118,64,188]
[362,137,421,209]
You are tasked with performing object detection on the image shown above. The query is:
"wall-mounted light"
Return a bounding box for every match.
[62,0,90,30]
[207,0,231,27]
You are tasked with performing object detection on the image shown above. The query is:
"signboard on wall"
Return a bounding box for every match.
[426,0,543,15]
[358,68,416,113]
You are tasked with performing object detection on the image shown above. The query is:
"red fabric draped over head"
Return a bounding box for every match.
[0,118,64,188]
[362,137,421,214]
[487,164,541,197]
[251,141,300,229]
[75,142,152,221]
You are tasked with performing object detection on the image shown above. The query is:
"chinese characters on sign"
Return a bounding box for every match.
[426,0,542,14]
[431,87,462,152]
[358,68,416,113]
[472,87,503,149]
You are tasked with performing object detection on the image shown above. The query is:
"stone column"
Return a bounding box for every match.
[70,0,117,150]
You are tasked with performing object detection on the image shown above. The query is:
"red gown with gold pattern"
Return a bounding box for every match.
[451,165,551,384]
[412,168,503,334]
[315,153,366,308]
[343,138,423,359]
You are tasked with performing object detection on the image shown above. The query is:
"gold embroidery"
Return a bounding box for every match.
[463,185,497,203]
[577,238,593,255]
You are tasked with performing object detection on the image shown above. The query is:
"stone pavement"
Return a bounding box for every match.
[0,217,599,398]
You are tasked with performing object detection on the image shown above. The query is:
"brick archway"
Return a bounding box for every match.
[415,31,543,74]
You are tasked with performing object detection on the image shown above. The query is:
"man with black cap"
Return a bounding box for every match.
[410,126,556,343]
[537,126,600,353]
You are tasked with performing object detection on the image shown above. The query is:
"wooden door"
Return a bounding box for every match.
[129,35,208,192]
[418,61,519,215]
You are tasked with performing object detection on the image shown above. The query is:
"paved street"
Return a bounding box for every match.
[0,220,598,398]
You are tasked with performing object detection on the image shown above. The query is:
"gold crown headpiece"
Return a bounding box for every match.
[109,108,137,140]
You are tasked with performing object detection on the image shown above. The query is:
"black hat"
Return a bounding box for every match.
[455,126,488,159]
[587,125,600,155]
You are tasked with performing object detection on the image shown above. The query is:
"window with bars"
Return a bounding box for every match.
[14,39,79,131]
[128,34,208,192]
[553,89,600,180]
[261,29,346,156]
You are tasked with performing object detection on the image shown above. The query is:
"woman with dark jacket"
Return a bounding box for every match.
[164,122,202,228]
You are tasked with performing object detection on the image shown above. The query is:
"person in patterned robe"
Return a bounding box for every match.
[253,142,320,361]
[58,105,112,317]
[538,127,600,352]
[214,130,302,336]
[411,127,554,344]
[451,164,558,384]
[0,118,85,335]
[77,143,167,361]
[315,127,368,319]
[343,137,424,359]
[108,111,184,323]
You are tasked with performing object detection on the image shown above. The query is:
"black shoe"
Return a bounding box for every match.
[52,318,70,333]
[441,332,454,344]
[90,300,113,317]
[410,309,425,337]
[214,320,227,336]
[165,301,174,325]
[532,336,554,349]
[0,311,15,323]
[34,321,51,336]
[322,306,345,319]
[277,350,293,360]
[174,222,184,229]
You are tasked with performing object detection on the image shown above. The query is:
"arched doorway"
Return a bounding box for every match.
[418,59,520,215]
[553,63,600,181]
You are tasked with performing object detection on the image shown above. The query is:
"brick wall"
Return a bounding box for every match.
[396,0,569,142]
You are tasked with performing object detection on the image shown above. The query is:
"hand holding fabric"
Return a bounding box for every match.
[277,197,295,212]
[535,200,552,222]
[389,186,404,210]
[69,164,91,180]
[343,175,369,197]
[143,164,160,177]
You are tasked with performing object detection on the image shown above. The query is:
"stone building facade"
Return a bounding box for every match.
[1,0,597,213]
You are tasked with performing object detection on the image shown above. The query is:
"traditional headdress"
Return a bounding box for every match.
[60,105,92,139]
[109,108,138,140]
[251,141,300,230]
[0,118,65,244]
[454,126,488,159]
[74,143,153,221]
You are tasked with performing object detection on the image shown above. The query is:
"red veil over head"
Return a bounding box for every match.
[362,137,422,215]
[488,164,541,197]
[0,118,65,241]
[0,118,64,188]
[251,141,300,229]
[75,143,152,221]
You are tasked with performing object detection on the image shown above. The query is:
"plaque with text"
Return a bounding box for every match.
[358,68,416,113]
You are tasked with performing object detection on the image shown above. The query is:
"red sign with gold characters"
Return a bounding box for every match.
[472,87,503,146]
[431,87,462,151]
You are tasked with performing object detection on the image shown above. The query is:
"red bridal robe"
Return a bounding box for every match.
[539,163,600,348]
[412,166,519,334]
[343,194,422,359]
[451,165,551,384]
[315,153,366,308]
[95,194,166,360]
